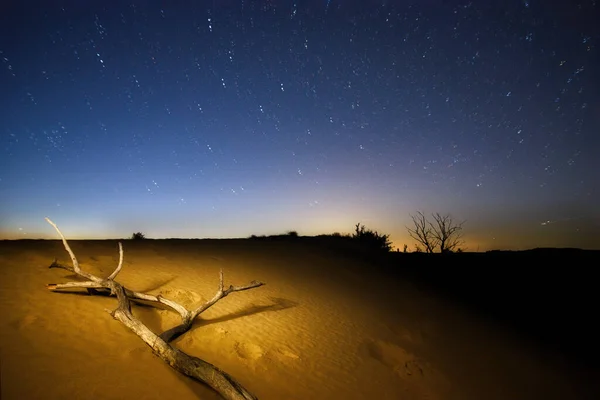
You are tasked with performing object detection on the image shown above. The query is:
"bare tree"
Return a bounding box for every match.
[45,218,264,400]
[406,211,439,253]
[407,212,465,253]
[430,212,465,253]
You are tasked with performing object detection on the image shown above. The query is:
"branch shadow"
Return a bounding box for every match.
[192,296,299,329]
[128,275,179,293]
[46,285,116,298]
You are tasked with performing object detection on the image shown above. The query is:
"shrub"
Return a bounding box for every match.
[352,223,392,253]
[131,232,146,240]
[287,230,298,237]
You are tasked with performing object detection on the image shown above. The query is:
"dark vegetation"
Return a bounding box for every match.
[130,231,146,240]
[249,230,299,240]
[248,222,391,252]
[351,222,393,252]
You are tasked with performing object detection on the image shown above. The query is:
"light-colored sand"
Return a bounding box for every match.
[0,239,595,399]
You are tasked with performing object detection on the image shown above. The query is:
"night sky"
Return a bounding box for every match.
[1,1,598,250]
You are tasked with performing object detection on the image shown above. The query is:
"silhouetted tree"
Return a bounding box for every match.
[407,212,465,253]
[406,212,438,253]
[430,212,465,253]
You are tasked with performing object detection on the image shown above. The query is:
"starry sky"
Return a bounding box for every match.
[1,1,599,251]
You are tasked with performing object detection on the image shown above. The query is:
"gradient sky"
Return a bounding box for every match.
[1,1,599,250]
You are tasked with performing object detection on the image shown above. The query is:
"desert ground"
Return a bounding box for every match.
[0,238,597,399]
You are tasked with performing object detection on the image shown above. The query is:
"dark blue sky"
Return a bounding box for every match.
[1,0,598,250]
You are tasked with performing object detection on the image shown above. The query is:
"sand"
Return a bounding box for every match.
[0,239,596,399]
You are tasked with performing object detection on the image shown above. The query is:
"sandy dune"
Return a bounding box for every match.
[0,239,596,399]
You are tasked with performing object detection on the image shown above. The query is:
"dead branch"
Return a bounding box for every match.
[45,217,264,400]
[161,269,265,343]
